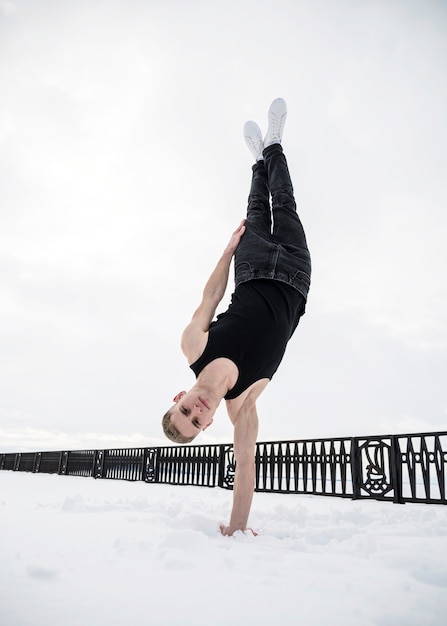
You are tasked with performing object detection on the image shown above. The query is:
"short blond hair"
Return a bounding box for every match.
[162,410,196,444]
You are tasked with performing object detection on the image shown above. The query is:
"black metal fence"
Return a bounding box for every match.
[1,430,446,504]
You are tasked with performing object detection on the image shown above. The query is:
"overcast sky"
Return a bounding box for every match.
[1,0,446,452]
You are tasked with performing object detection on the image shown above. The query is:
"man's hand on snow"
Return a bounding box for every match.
[219,524,258,537]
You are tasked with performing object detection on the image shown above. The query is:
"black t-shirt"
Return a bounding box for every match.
[190,279,306,400]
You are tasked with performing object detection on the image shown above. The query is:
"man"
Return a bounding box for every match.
[162,98,311,535]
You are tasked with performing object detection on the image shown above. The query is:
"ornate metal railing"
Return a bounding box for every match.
[1,431,446,504]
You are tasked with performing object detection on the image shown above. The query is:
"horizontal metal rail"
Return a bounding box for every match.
[1,430,446,505]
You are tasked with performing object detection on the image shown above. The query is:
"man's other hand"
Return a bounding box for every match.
[224,219,246,256]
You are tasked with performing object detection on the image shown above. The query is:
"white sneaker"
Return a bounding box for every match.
[264,98,287,147]
[243,121,264,161]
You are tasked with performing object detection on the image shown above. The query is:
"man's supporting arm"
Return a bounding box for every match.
[220,402,259,536]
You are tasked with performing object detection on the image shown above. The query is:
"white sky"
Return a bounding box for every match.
[1,0,447,451]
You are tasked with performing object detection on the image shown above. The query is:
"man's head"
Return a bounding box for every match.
[162,389,216,444]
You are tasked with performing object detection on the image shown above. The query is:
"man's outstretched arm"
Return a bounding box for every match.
[181,220,246,359]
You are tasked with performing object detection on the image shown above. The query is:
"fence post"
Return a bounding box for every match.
[141,448,148,482]
[143,448,158,483]
[218,445,226,488]
[58,451,69,475]
[33,452,42,473]
[92,450,105,479]
[391,436,402,504]
[351,438,361,500]
[14,453,21,471]
[58,452,64,475]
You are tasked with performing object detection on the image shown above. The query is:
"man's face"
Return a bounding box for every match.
[169,390,215,438]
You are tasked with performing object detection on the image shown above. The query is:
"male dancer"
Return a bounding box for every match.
[162,99,311,535]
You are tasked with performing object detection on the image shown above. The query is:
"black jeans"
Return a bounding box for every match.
[234,143,311,300]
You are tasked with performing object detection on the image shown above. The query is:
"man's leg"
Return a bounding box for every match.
[245,160,271,237]
[234,133,273,286]
[243,121,271,237]
[263,143,308,250]
[236,98,311,294]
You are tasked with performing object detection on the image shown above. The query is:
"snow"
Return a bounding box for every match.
[1,472,446,625]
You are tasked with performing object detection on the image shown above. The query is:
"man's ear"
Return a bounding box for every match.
[202,418,214,431]
[172,391,186,403]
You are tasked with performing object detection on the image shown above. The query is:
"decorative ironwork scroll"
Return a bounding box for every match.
[357,438,394,498]
[219,446,235,489]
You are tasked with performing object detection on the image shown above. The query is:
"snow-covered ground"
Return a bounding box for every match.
[1,472,446,626]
